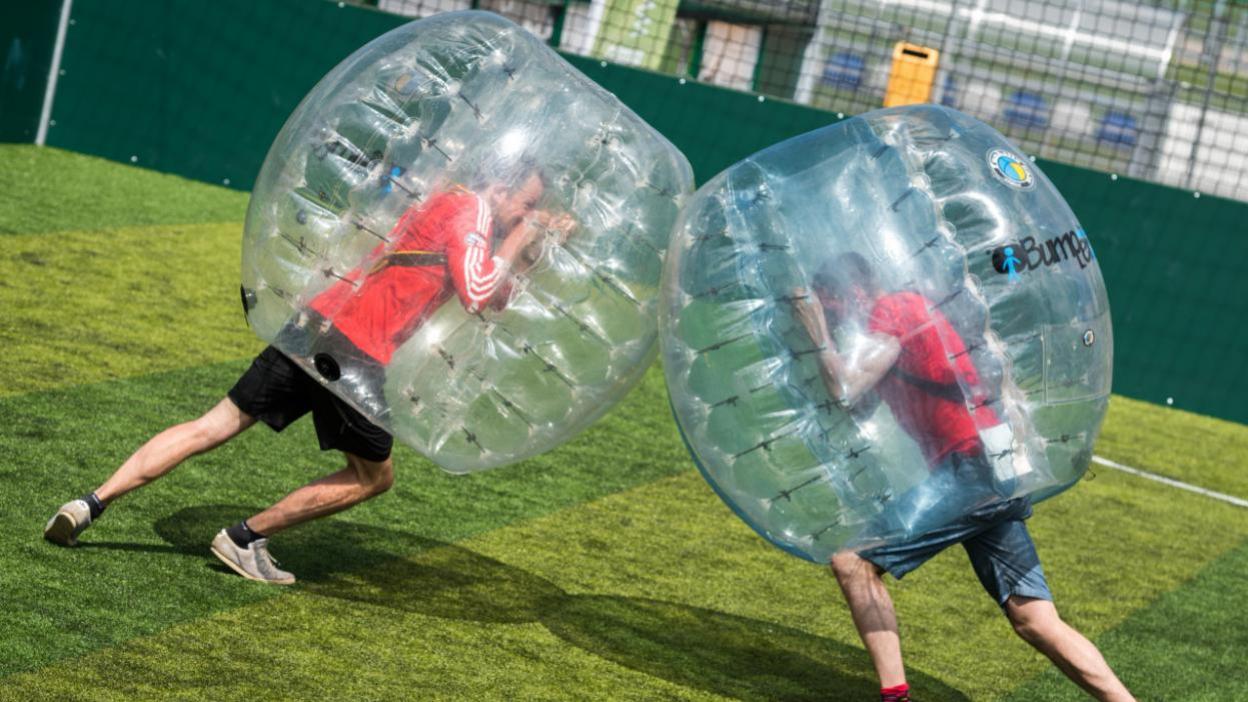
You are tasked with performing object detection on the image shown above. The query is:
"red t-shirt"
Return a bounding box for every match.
[867,291,1000,465]
[310,190,507,364]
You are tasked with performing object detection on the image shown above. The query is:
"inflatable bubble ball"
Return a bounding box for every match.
[240,11,693,473]
[660,105,1111,562]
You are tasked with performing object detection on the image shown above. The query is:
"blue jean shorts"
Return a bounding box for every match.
[859,470,1053,606]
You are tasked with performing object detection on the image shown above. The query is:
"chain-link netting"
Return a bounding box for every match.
[366,0,1248,203]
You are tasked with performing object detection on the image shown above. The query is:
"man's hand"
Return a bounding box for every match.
[535,211,577,244]
[516,211,578,268]
[550,213,577,240]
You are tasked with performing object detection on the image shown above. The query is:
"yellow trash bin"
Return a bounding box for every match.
[884,42,940,107]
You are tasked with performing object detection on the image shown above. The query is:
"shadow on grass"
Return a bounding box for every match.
[154,505,969,701]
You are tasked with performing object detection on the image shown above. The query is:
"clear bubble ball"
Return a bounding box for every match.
[242,11,693,472]
[660,105,1111,561]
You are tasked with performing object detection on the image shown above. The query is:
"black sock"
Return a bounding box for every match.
[226,520,266,548]
[81,493,106,520]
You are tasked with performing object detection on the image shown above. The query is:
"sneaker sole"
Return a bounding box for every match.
[44,513,80,547]
[209,543,295,586]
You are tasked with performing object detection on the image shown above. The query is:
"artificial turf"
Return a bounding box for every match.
[0,145,246,235]
[0,223,261,397]
[2,145,1246,700]
[0,357,689,679]
[1094,394,1248,500]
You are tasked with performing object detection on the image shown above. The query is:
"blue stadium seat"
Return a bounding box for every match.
[822,52,865,91]
[1003,91,1049,129]
[939,74,958,108]
[1096,111,1139,147]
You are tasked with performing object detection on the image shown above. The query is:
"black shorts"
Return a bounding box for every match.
[228,346,393,462]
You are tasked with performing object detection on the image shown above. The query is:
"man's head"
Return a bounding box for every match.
[812,252,879,323]
[478,155,546,234]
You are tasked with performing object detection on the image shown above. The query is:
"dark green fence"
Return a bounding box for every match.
[19,0,1248,425]
[41,0,403,188]
[0,0,61,143]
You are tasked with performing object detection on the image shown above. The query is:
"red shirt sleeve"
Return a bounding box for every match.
[445,194,507,314]
[867,296,903,338]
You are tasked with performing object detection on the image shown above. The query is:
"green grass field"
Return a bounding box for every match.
[2,145,1246,701]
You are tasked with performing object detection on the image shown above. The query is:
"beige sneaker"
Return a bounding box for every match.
[44,499,93,546]
[210,530,296,585]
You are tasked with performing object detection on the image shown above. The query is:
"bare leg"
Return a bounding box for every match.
[1004,596,1135,702]
[830,550,907,688]
[245,452,393,536]
[95,397,257,504]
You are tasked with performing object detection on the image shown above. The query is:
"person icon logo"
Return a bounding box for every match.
[991,244,1025,282]
[992,245,1023,282]
[1003,247,1022,281]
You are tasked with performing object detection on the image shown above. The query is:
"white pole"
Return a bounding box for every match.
[36,0,73,146]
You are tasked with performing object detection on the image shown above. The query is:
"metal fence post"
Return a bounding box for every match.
[1185,0,1229,190]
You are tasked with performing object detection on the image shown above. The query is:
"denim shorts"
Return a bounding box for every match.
[858,458,1053,606]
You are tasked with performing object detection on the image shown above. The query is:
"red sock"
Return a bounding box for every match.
[881,683,910,701]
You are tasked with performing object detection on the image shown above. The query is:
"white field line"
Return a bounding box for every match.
[1092,455,1248,509]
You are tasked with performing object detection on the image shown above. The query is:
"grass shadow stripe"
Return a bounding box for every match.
[0,358,691,681]
[999,537,1248,701]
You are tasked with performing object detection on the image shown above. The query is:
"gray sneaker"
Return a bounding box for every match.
[44,499,92,546]
[210,529,295,585]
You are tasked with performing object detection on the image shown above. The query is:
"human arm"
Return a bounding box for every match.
[443,191,560,313]
[792,288,900,407]
[482,212,577,311]
[834,334,901,406]
[492,214,546,270]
